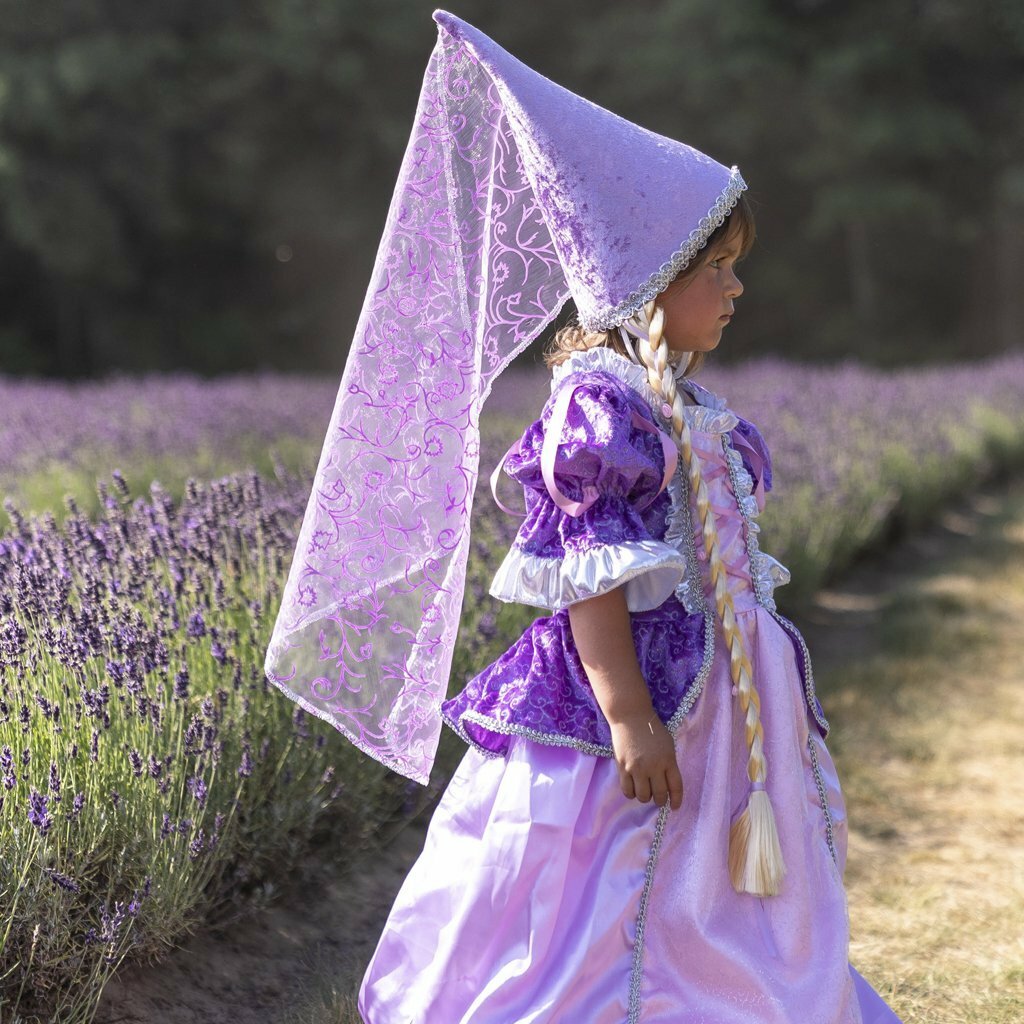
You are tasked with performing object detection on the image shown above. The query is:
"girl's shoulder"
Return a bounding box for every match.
[546,348,775,495]
[547,347,740,436]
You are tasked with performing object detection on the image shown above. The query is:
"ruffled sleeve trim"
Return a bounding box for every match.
[489,539,688,612]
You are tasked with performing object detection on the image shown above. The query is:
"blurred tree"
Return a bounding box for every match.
[0,0,1020,376]
[0,0,432,375]
[568,0,1024,364]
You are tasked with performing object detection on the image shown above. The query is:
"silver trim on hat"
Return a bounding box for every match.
[582,167,747,332]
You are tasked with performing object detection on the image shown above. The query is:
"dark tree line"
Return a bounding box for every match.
[0,0,1021,378]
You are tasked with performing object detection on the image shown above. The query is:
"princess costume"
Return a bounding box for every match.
[264,10,904,1022]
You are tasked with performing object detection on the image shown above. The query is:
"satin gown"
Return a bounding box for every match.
[358,354,903,1024]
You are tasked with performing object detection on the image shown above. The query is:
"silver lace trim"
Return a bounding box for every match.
[663,465,704,616]
[807,733,838,869]
[489,540,688,613]
[683,376,728,412]
[808,733,852,943]
[448,603,717,760]
[660,445,718,735]
[768,609,830,736]
[437,707,506,759]
[720,443,792,614]
[550,347,739,437]
[451,710,617,757]
[580,167,748,332]
[627,802,670,1023]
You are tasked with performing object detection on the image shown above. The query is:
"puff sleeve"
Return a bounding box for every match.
[489,374,688,613]
[730,416,773,512]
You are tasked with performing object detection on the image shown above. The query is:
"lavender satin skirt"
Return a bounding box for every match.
[358,607,903,1023]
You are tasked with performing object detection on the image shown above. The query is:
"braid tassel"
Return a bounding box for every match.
[625,300,785,897]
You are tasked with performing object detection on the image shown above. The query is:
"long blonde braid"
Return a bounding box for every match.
[623,299,785,897]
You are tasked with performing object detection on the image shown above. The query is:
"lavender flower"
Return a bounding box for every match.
[173,667,190,699]
[187,775,208,807]
[27,787,53,837]
[66,792,85,821]
[188,829,207,860]
[45,867,81,894]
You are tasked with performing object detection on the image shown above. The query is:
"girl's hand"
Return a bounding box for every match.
[608,711,684,810]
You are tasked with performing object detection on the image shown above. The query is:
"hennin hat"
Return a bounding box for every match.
[264,10,746,784]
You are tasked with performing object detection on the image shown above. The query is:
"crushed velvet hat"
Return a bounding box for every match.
[264,9,746,783]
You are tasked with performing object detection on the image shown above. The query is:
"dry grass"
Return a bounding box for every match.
[816,484,1024,1023]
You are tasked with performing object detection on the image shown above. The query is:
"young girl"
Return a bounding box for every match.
[356,196,902,1024]
[263,10,904,1022]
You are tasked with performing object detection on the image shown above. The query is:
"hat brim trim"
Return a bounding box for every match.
[580,167,748,332]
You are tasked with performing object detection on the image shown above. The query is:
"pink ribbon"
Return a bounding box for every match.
[490,382,678,519]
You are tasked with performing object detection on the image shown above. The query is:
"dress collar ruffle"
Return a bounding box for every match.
[550,347,738,434]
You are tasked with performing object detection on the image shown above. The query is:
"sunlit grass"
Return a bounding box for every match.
[816,483,1024,1024]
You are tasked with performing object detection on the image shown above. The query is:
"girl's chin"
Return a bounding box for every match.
[665,334,721,358]
[673,340,720,355]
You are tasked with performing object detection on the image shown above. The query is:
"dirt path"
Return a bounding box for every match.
[796,474,1024,1023]
[95,475,1024,1024]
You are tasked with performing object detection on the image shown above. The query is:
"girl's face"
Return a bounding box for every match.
[658,231,745,356]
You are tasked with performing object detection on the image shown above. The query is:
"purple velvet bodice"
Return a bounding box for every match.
[442,353,826,759]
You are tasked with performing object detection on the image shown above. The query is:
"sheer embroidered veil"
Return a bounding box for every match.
[263,9,745,783]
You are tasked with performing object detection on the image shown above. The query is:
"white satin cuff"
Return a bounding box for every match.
[489,541,688,612]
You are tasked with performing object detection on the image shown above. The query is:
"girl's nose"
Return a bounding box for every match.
[725,268,744,298]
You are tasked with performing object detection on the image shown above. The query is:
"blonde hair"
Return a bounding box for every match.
[542,197,781,894]
[544,320,708,377]
[627,296,784,896]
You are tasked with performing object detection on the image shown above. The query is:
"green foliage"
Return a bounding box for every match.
[0,0,1021,376]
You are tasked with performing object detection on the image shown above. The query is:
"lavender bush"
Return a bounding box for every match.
[0,471,422,1021]
[0,372,335,528]
[1,352,1023,1019]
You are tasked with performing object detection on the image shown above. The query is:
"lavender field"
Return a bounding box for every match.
[2,353,1024,1021]
[0,372,331,528]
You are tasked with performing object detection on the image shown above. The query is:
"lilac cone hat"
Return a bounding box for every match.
[264,10,746,784]
[435,10,746,330]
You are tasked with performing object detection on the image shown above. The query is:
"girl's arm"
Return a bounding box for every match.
[568,588,684,810]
